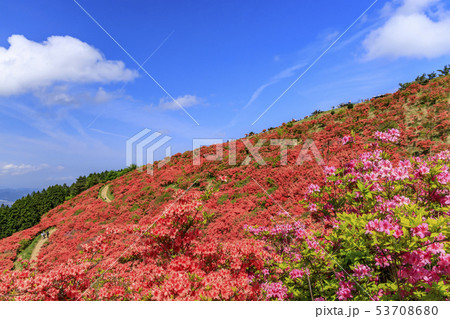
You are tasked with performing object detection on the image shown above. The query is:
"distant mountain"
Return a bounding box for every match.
[0,188,37,206]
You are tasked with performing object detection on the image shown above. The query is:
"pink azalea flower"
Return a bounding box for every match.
[307,183,320,194]
[427,243,445,255]
[417,164,430,175]
[353,264,372,279]
[324,166,337,176]
[412,223,431,239]
[374,129,400,143]
[437,171,450,185]
[262,282,288,301]
[289,269,305,279]
[341,135,353,145]
[314,297,326,301]
[337,281,354,300]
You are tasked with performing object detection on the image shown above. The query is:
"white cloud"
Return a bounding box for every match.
[94,87,119,104]
[363,0,450,60]
[34,85,76,105]
[0,163,49,176]
[0,34,138,96]
[157,95,204,110]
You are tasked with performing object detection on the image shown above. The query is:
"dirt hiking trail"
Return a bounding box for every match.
[30,228,57,262]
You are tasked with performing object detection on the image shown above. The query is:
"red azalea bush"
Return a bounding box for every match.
[0,190,269,300]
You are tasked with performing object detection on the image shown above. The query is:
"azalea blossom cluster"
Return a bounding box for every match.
[247,132,450,301]
[365,219,403,239]
[374,128,401,143]
[341,135,353,145]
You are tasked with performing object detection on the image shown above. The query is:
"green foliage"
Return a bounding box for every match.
[234,177,250,188]
[378,120,398,131]
[0,165,137,239]
[130,204,140,212]
[18,235,41,261]
[155,192,172,205]
[217,194,229,205]
[17,239,32,254]
[15,231,48,269]
[0,184,68,239]
[73,209,84,216]
[266,177,279,194]
[230,192,246,203]
[130,214,141,224]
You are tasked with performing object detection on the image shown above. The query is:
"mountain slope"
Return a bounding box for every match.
[0,73,449,300]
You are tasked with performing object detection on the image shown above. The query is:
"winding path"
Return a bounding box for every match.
[29,185,112,263]
[30,228,56,262]
[100,184,113,203]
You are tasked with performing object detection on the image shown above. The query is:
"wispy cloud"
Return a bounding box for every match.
[0,34,138,96]
[35,86,122,106]
[156,94,205,110]
[89,128,129,138]
[0,98,117,163]
[0,163,49,176]
[363,0,450,60]
[243,63,305,109]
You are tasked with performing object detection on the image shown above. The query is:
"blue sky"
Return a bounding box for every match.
[1,0,450,189]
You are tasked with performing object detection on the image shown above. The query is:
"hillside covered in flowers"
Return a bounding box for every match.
[0,73,449,300]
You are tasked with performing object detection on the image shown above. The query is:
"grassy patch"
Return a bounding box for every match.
[234,177,250,188]
[164,183,179,190]
[217,194,229,205]
[155,192,172,205]
[230,192,247,203]
[17,239,32,254]
[14,234,42,269]
[105,186,115,201]
[266,177,279,194]
[130,204,140,212]
[265,155,281,167]
[130,214,141,224]
[73,209,84,216]
[99,216,117,225]
[378,120,399,131]
[17,236,41,260]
